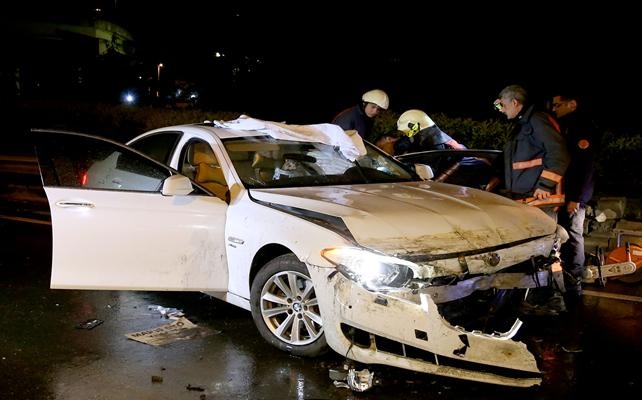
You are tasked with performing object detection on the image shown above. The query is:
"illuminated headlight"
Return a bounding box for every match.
[321,247,417,290]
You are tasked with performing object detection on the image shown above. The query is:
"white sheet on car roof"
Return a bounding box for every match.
[214,115,367,161]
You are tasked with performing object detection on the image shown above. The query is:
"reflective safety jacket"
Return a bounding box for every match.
[503,105,570,198]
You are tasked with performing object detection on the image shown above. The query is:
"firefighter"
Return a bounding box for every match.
[377,109,465,155]
[494,84,570,316]
[494,85,570,218]
[332,89,389,141]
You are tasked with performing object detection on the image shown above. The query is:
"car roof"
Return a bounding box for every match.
[134,117,367,161]
[140,123,261,140]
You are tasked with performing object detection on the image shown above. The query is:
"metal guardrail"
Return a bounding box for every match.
[0,154,39,175]
[0,154,50,225]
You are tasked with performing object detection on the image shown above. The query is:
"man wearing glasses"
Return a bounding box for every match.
[550,91,598,309]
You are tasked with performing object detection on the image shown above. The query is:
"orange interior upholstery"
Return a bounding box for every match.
[191,143,228,198]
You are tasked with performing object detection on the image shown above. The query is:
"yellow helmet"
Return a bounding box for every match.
[362,89,389,110]
[397,109,435,137]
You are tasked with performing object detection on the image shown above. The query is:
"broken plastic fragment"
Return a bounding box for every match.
[76,319,104,330]
[328,369,348,381]
[148,304,184,319]
[333,368,374,392]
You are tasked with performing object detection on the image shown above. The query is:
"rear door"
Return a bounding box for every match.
[31,130,228,292]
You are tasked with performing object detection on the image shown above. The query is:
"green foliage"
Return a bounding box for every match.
[14,101,642,196]
[371,109,399,140]
[594,130,642,196]
[371,109,642,196]
[431,113,512,149]
[17,100,240,142]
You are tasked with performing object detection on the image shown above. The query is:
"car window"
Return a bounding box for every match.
[180,140,228,198]
[128,131,182,164]
[35,132,170,192]
[222,136,415,188]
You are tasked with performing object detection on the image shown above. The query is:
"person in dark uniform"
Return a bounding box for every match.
[494,85,570,219]
[374,109,465,156]
[494,84,570,316]
[332,89,389,141]
[551,91,598,306]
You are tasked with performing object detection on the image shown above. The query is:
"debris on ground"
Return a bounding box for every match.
[147,304,185,319]
[332,368,374,392]
[75,318,104,330]
[125,317,202,346]
[186,384,205,391]
[151,375,163,383]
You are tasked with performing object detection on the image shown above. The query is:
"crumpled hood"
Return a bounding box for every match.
[250,182,556,254]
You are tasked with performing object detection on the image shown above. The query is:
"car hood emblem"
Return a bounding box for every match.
[484,252,501,267]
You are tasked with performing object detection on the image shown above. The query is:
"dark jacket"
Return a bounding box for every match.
[332,105,373,140]
[503,104,570,196]
[559,110,598,205]
[394,125,460,154]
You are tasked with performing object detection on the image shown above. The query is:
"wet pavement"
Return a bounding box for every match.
[1,220,641,400]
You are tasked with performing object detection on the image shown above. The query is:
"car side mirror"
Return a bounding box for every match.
[414,164,434,181]
[162,174,194,196]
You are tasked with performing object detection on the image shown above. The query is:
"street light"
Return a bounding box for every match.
[156,63,164,98]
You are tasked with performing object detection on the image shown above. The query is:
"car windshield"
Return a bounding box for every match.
[222,136,416,188]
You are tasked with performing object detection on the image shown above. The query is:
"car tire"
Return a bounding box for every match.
[250,254,328,357]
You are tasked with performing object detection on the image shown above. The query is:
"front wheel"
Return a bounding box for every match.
[250,254,328,357]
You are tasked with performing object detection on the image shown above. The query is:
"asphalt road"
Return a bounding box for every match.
[1,220,641,400]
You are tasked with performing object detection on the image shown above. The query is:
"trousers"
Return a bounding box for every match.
[558,206,586,296]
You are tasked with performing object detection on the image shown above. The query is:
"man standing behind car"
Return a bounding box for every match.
[494,84,570,316]
[332,89,389,141]
[550,90,598,308]
[494,84,570,220]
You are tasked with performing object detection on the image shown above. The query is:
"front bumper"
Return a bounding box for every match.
[312,267,551,387]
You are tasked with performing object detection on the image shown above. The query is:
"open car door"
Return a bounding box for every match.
[396,149,504,193]
[31,130,228,292]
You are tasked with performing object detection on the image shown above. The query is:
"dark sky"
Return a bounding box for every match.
[6,1,642,130]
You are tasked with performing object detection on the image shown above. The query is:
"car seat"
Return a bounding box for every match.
[191,142,228,198]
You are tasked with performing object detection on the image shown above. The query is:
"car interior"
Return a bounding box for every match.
[183,141,228,199]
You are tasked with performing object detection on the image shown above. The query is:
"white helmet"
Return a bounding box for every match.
[397,109,435,137]
[362,89,389,110]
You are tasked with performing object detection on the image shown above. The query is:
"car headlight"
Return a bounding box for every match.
[321,247,417,290]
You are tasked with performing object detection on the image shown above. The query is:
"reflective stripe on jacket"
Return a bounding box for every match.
[503,105,570,196]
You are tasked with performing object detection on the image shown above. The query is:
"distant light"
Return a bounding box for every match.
[122,92,136,105]
[215,52,223,58]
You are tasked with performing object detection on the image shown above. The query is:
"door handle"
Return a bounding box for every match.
[55,201,95,208]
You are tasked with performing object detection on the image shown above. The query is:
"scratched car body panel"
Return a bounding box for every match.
[31,118,563,387]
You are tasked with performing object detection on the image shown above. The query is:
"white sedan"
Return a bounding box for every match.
[32,117,564,387]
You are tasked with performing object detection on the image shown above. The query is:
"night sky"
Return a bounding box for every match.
[4,1,642,130]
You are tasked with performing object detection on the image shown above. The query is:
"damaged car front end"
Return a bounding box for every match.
[312,232,564,387]
[301,196,567,388]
